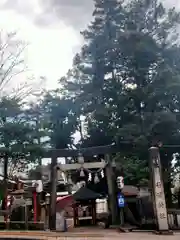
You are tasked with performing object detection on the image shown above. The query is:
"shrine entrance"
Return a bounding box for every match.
[43,144,117,230]
[44,144,170,234]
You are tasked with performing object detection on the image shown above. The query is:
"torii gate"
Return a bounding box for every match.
[43,144,170,233]
[43,144,118,230]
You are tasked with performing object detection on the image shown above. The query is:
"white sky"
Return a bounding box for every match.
[0,1,85,166]
[0,0,179,167]
[0,0,179,91]
[0,3,81,90]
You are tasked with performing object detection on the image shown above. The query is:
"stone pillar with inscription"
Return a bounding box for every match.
[149,147,171,234]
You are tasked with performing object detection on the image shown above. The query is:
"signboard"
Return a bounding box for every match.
[117,193,125,208]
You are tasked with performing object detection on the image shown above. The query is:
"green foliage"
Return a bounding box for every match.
[2,0,180,198]
[114,153,149,186]
[60,0,180,190]
[0,97,42,177]
[0,88,79,177]
[40,90,79,149]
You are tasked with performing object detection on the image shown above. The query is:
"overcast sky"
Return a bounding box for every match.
[0,0,93,90]
[0,0,179,167]
[0,0,179,90]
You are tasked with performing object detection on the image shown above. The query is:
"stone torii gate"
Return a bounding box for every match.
[43,144,170,233]
[43,144,118,230]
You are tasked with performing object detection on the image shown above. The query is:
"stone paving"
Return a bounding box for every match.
[41,232,180,240]
[0,229,180,239]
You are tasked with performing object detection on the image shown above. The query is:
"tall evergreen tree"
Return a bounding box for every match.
[61,0,180,203]
[40,90,79,149]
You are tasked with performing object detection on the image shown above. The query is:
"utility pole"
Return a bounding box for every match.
[149,147,172,234]
[49,153,57,230]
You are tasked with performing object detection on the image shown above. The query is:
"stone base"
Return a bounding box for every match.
[118,227,130,233]
[153,230,173,235]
